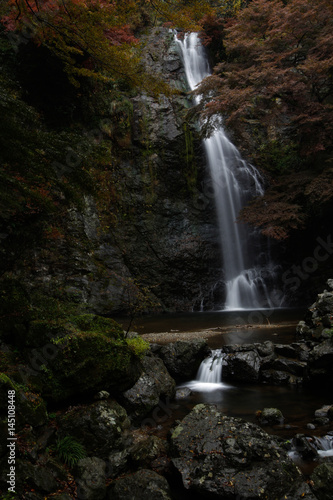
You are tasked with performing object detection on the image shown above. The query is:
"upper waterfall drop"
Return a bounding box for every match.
[175,32,278,311]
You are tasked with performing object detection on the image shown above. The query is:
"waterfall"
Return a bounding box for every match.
[196,349,223,384]
[312,435,333,458]
[179,349,231,392]
[175,32,278,310]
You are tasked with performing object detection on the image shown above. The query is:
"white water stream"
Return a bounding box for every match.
[180,349,231,392]
[175,33,278,310]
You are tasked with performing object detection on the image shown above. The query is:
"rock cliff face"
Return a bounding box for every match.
[16,28,220,314]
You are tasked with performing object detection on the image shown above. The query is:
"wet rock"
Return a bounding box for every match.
[107,469,172,500]
[257,407,284,425]
[292,342,312,362]
[308,340,333,382]
[175,387,192,399]
[158,339,210,382]
[170,404,305,499]
[119,353,176,422]
[255,341,275,357]
[57,400,130,458]
[292,434,318,461]
[222,349,261,382]
[310,463,333,500]
[274,344,297,358]
[267,358,307,377]
[261,369,301,385]
[75,457,106,500]
[315,405,333,419]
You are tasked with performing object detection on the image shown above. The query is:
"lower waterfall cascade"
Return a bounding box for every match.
[180,349,231,392]
[175,32,282,311]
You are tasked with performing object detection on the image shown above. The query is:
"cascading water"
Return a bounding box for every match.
[175,32,278,310]
[179,349,231,392]
[196,349,223,384]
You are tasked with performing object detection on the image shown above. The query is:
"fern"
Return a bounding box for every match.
[56,436,87,467]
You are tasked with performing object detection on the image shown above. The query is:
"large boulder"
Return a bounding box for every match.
[308,340,333,382]
[28,331,143,403]
[119,353,176,423]
[222,348,261,382]
[57,400,130,459]
[158,339,210,381]
[170,404,312,499]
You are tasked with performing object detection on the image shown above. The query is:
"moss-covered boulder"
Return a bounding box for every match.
[29,331,143,402]
[26,313,125,348]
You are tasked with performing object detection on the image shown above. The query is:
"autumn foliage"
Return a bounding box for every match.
[0,0,215,92]
[196,0,333,239]
[196,0,333,156]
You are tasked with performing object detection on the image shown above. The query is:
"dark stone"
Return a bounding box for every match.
[261,369,297,385]
[170,404,306,499]
[158,340,210,381]
[268,358,307,377]
[129,434,168,468]
[222,349,261,382]
[74,457,106,500]
[57,400,130,458]
[274,344,297,358]
[310,463,333,500]
[107,469,172,500]
[258,407,284,426]
[119,353,176,422]
[308,340,333,382]
[292,434,318,461]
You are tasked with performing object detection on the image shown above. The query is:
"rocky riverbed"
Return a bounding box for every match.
[1,281,333,499]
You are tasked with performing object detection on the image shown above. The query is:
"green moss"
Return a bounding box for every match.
[0,372,47,426]
[39,331,141,402]
[69,313,124,339]
[126,336,150,359]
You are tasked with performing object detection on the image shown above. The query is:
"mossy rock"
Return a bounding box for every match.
[26,319,76,348]
[0,373,47,428]
[32,332,142,403]
[26,314,124,348]
[68,314,124,339]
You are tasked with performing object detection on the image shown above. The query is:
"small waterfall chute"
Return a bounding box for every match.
[312,435,333,458]
[179,349,232,392]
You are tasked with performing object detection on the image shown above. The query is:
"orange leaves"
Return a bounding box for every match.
[197,0,333,157]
